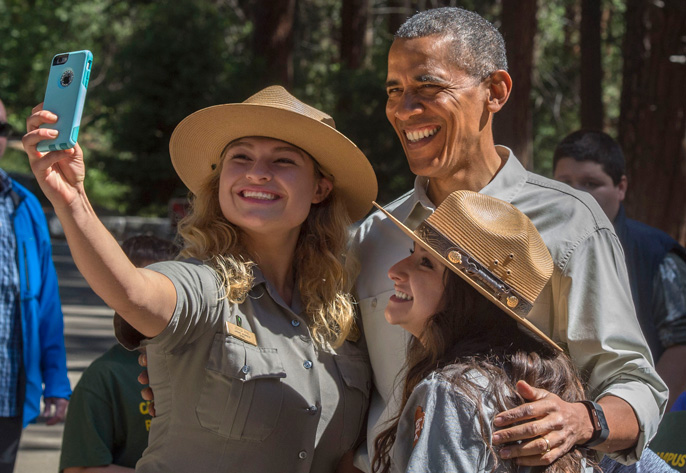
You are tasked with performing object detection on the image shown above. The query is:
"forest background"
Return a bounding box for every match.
[1,0,684,243]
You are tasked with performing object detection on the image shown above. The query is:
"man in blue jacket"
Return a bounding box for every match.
[0,98,70,472]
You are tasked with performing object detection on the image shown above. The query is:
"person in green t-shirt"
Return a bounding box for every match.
[60,235,178,473]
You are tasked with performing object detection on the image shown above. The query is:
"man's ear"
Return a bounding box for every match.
[486,70,512,113]
[617,175,628,202]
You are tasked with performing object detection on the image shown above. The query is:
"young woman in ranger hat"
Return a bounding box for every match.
[370,191,595,473]
[22,86,377,472]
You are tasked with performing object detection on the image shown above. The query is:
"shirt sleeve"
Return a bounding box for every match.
[652,251,686,349]
[558,229,668,463]
[115,260,222,352]
[392,377,492,473]
[598,448,678,473]
[36,208,71,400]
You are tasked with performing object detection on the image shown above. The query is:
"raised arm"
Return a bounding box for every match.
[22,104,176,337]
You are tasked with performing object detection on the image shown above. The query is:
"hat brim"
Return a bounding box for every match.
[373,202,562,353]
[169,103,378,222]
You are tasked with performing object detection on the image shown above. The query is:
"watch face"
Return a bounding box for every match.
[579,400,610,448]
[590,408,602,431]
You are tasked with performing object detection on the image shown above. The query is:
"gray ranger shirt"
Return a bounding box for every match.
[116,260,370,473]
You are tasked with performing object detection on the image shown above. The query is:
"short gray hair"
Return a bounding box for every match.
[395,7,507,79]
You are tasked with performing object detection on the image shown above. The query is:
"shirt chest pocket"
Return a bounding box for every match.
[196,334,286,442]
[334,354,372,450]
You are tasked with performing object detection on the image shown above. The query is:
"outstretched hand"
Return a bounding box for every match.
[22,104,86,210]
[491,381,593,466]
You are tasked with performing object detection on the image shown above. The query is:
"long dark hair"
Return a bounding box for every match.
[372,269,588,473]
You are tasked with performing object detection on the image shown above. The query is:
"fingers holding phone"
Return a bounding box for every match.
[23,103,85,208]
[38,50,92,152]
[23,51,93,208]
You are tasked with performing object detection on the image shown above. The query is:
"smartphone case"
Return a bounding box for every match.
[37,50,93,152]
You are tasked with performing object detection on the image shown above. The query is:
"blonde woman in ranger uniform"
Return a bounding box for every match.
[371,191,595,473]
[22,86,376,472]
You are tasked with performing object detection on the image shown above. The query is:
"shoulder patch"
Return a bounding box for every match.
[413,405,425,447]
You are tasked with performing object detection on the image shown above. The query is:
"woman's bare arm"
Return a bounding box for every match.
[23,105,176,337]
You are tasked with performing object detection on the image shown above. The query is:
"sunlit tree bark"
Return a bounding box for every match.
[618,0,686,243]
[493,0,537,169]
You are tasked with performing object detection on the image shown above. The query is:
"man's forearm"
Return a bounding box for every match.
[594,395,640,453]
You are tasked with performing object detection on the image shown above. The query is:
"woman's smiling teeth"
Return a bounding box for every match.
[405,127,439,143]
[242,190,278,200]
[394,289,413,301]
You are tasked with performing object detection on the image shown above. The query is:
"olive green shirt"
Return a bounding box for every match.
[116,260,370,473]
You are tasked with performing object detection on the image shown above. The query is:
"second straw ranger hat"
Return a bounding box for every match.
[169,86,378,222]
[374,190,562,352]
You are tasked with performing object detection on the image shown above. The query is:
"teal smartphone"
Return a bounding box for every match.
[37,50,93,152]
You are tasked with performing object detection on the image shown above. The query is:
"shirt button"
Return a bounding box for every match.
[291,319,301,327]
[371,298,377,308]
[303,360,313,369]
[241,365,250,374]
[307,405,318,415]
[298,450,308,460]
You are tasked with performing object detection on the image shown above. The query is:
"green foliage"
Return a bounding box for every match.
[532,0,580,176]
[293,0,410,204]
[532,0,626,176]
[94,0,253,214]
[599,0,625,134]
[0,0,628,214]
[0,147,32,175]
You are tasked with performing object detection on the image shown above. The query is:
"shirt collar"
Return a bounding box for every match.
[479,146,528,204]
[401,145,526,228]
[250,264,304,315]
[402,176,436,230]
[251,264,267,287]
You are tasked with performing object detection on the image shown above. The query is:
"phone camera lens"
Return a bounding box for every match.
[53,54,69,66]
[60,70,74,87]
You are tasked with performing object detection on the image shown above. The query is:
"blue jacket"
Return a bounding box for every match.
[10,179,71,426]
[613,204,686,360]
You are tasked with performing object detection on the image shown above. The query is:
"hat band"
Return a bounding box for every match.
[415,221,533,317]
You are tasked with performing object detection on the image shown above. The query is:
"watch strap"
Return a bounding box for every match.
[576,400,610,449]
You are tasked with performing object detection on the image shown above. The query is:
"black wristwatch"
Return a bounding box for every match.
[576,400,610,448]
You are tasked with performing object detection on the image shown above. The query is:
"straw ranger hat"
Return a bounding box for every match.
[169,86,377,222]
[374,191,562,352]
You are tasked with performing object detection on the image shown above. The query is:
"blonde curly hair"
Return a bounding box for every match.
[176,147,358,348]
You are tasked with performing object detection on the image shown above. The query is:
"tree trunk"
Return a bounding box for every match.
[387,0,412,36]
[563,1,577,52]
[493,0,538,169]
[618,0,686,244]
[341,0,370,70]
[580,0,604,130]
[251,0,296,88]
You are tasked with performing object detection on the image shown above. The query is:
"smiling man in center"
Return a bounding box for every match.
[351,7,667,471]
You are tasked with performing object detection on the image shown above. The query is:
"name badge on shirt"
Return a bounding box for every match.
[226,321,257,346]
